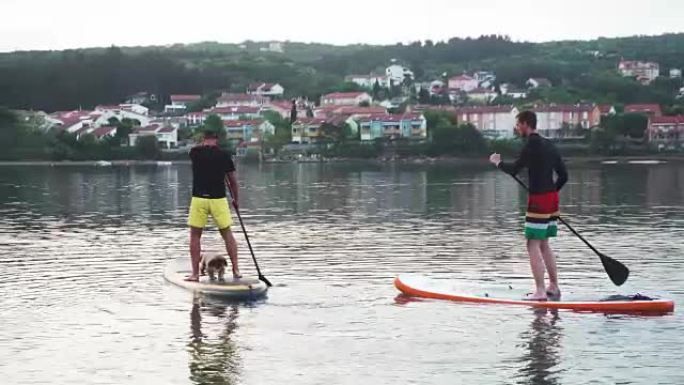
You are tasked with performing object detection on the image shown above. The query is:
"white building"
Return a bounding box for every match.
[467,88,497,103]
[618,60,660,84]
[500,83,528,99]
[385,64,414,85]
[474,71,496,88]
[119,104,149,116]
[455,105,519,139]
[260,42,284,53]
[93,108,152,128]
[448,74,479,92]
[320,92,372,106]
[206,106,262,121]
[357,113,427,141]
[165,94,201,113]
[247,83,285,98]
[526,78,552,88]
[345,74,390,88]
[215,93,269,107]
[224,119,276,142]
[128,123,178,148]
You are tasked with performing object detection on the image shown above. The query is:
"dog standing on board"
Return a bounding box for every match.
[200,252,229,281]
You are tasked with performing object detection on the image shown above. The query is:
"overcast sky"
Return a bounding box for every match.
[1,0,683,52]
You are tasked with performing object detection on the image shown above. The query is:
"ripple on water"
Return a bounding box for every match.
[0,163,683,385]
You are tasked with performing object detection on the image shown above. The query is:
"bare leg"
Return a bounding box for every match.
[541,240,560,297]
[219,227,241,278]
[526,239,547,300]
[186,227,203,281]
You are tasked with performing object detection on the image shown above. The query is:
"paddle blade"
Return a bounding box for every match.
[599,253,630,286]
[259,275,273,287]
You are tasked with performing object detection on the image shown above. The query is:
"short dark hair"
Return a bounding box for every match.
[203,129,219,139]
[516,110,537,130]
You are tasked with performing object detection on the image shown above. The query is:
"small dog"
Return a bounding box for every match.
[200,253,228,281]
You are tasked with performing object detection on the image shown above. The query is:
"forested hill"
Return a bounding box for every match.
[1,34,684,112]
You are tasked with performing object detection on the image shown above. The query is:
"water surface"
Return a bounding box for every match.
[0,162,683,384]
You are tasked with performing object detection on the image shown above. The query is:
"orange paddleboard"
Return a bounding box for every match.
[395,275,674,314]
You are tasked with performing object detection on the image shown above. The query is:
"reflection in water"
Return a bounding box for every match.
[517,309,562,385]
[188,297,241,385]
[0,163,683,385]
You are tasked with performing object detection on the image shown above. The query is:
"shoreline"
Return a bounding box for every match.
[0,155,683,167]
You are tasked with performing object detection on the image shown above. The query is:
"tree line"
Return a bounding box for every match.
[2,34,684,112]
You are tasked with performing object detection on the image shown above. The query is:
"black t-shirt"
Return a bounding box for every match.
[498,133,568,194]
[190,146,236,198]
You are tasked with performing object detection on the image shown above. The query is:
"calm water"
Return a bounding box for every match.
[0,162,683,385]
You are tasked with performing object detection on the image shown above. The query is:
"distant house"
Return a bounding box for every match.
[624,104,662,118]
[532,104,601,138]
[185,112,206,126]
[247,83,284,98]
[648,115,684,149]
[385,64,414,85]
[345,74,390,88]
[165,94,201,113]
[291,118,328,143]
[474,71,496,88]
[92,106,151,128]
[671,68,683,79]
[125,92,157,105]
[378,97,408,109]
[499,83,528,99]
[598,104,616,116]
[618,59,660,84]
[263,99,310,120]
[49,110,96,134]
[119,103,149,116]
[526,78,552,89]
[215,93,269,107]
[357,113,427,141]
[466,88,497,103]
[96,103,149,117]
[224,119,276,142]
[198,106,262,121]
[260,42,284,53]
[455,105,519,139]
[91,126,118,140]
[320,92,372,107]
[128,123,178,148]
[448,74,479,92]
[429,80,445,96]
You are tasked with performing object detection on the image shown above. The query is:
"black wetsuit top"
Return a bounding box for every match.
[190,145,236,199]
[498,133,568,194]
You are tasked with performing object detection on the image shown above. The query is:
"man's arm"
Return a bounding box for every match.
[554,155,568,191]
[225,171,239,207]
[496,143,530,176]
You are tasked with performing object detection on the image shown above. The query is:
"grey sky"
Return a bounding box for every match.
[1,0,683,52]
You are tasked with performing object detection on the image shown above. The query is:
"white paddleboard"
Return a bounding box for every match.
[164,258,268,299]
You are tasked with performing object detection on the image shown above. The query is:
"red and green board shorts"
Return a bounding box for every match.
[525,191,559,240]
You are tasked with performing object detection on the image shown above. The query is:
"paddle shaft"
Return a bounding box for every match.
[508,173,629,286]
[227,181,272,287]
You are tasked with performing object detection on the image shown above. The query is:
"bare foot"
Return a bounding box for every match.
[184,275,199,282]
[232,269,242,279]
[524,290,548,301]
[546,284,561,298]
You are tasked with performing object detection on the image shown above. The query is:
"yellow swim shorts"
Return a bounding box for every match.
[187,197,233,230]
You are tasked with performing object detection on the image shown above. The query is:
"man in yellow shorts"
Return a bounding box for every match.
[185,130,241,281]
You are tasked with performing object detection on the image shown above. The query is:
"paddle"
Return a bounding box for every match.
[227,183,273,287]
[510,174,630,286]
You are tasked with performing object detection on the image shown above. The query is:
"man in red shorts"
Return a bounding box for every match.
[489,110,568,300]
